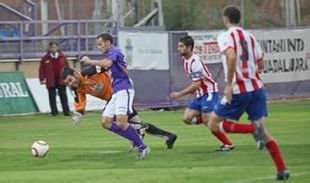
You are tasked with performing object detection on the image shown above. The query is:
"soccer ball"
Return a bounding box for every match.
[31,140,49,158]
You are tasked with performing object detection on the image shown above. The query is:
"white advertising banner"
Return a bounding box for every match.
[26,78,106,113]
[189,29,310,83]
[252,29,310,83]
[118,31,169,70]
[188,31,222,64]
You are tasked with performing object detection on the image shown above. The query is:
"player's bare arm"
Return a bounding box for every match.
[257,54,264,73]
[170,81,200,99]
[223,47,236,104]
[80,56,113,68]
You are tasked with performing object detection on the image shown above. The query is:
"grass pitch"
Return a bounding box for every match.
[0,100,310,183]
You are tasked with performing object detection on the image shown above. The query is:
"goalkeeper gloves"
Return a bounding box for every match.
[72,111,83,125]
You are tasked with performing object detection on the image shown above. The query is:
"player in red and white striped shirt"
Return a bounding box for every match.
[208,6,289,180]
[170,35,234,152]
[217,20,264,94]
[183,53,219,97]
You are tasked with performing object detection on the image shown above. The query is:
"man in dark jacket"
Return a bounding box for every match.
[39,41,70,116]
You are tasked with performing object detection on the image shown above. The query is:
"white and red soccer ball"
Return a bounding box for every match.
[31,140,49,158]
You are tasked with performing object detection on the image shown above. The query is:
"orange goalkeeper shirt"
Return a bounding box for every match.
[74,72,113,113]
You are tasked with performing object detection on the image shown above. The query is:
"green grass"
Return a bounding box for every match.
[0,100,310,183]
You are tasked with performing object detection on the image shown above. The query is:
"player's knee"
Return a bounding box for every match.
[101,118,111,129]
[116,114,128,123]
[101,121,109,129]
[117,122,128,131]
[182,116,192,125]
[201,115,210,124]
[204,121,210,127]
[114,115,129,130]
[208,123,218,132]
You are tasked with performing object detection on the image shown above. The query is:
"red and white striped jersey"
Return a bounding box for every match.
[182,53,219,97]
[217,26,264,94]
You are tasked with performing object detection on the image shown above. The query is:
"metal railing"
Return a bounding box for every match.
[0,20,118,61]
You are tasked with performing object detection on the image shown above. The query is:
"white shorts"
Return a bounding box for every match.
[102,89,135,118]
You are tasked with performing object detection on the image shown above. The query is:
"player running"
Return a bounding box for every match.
[208,6,289,180]
[170,35,235,152]
[63,66,177,150]
[79,33,149,159]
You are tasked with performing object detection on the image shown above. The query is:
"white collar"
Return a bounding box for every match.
[50,52,59,59]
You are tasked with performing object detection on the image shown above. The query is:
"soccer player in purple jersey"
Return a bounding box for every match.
[80,33,149,160]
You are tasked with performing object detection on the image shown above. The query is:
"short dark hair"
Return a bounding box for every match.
[49,41,59,47]
[62,67,75,80]
[179,36,194,51]
[223,5,241,24]
[97,33,113,44]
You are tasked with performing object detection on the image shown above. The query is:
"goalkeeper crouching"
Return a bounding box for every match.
[62,66,177,150]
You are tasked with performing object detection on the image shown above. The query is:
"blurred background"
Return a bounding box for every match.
[1,0,310,28]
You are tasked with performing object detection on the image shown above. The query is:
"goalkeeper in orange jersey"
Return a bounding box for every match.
[62,66,177,150]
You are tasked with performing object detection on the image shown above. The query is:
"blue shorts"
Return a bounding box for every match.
[214,88,268,121]
[188,92,219,113]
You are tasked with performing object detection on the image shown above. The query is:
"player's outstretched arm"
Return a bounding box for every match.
[71,91,86,126]
[170,81,200,99]
[81,65,106,77]
[257,54,264,73]
[80,56,113,68]
[223,48,236,104]
[72,111,83,125]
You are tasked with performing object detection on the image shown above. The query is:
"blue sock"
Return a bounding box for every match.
[109,122,145,148]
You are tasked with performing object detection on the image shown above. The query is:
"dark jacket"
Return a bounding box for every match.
[39,51,69,88]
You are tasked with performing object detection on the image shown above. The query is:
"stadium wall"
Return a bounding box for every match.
[1,28,310,115]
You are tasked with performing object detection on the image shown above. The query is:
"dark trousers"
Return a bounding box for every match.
[48,85,70,115]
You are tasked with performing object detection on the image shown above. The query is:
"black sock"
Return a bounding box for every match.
[128,121,147,139]
[128,121,143,130]
[145,122,174,139]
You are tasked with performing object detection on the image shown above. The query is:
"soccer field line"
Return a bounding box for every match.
[97,150,122,154]
[229,172,309,183]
